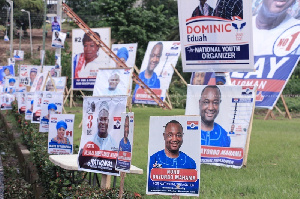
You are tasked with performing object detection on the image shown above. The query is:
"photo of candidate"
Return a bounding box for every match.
[54,31,62,42]
[51,120,70,145]
[199,85,231,147]
[214,0,243,19]
[149,120,196,169]
[92,101,118,151]
[73,32,101,78]
[118,115,131,152]
[41,103,57,124]
[45,80,55,91]
[192,0,213,17]
[192,72,206,85]
[30,68,38,86]
[50,68,56,77]
[229,124,235,134]
[3,67,12,78]
[116,47,129,67]
[14,50,20,59]
[36,76,44,91]
[52,16,60,32]
[26,100,34,114]
[5,78,16,94]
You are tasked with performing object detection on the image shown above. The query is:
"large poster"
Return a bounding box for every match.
[93,68,132,96]
[109,43,138,68]
[178,0,254,72]
[185,85,256,168]
[48,114,75,155]
[132,41,181,104]
[72,28,111,90]
[115,112,134,172]
[78,96,127,175]
[19,65,41,87]
[147,116,201,196]
[229,0,300,109]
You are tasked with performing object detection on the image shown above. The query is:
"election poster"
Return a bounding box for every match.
[48,114,75,155]
[132,41,181,105]
[109,43,138,68]
[115,112,134,172]
[0,94,15,110]
[177,0,254,72]
[55,52,61,71]
[190,72,213,85]
[228,0,300,109]
[17,92,27,114]
[45,77,66,92]
[25,92,34,120]
[93,68,133,96]
[43,66,60,78]
[7,58,15,66]
[185,85,256,168]
[19,65,41,87]
[4,77,18,94]
[39,92,64,133]
[51,16,61,32]
[51,30,66,48]
[147,116,201,196]
[40,50,45,66]
[31,91,43,123]
[72,28,111,90]
[0,65,15,85]
[78,96,127,175]
[13,50,24,61]
[30,72,47,92]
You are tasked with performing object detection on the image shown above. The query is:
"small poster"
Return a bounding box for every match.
[51,16,61,32]
[13,50,24,61]
[93,68,132,96]
[43,66,60,78]
[185,85,256,168]
[48,114,75,155]
[0,65,15,84]
[19,65,41,87]
[30,72,47,92]
[7,58,15,66]
[0,94,15,110]
[115,112,134,172]
[17,92,27,114]
[147,116,201,196]
[78,96,127,175]
[39,92,64,132]
[55,52,61,70]
[51,30,66,48]
[31,91,43,123]
[109,43,138,68]
[4,77,18,94]
[25,92,34,120]
[45,77,66,92]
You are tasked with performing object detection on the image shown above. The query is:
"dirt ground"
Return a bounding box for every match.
[0,28,73,65]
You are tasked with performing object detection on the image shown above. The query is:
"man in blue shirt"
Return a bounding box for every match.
[199,85,231,147]
[118,115,131,152]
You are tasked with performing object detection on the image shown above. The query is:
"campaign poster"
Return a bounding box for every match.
[72,28,111,90]
[228,0,300,109]
[51,30,66,48]
[0,65,15,84]
[45,77,66,92]
[178,0,254,72]
[51,16,61,32]
[55,52,61,71]
[19,65,41,87]
[30,72,47,92]
[13,50,24,61]
[31,91,43,123]
[0,94,15,110]
[43,66,60,78]
[147,116,201,196]
[4,77,18,94]
[132,41,181,105]
[190,72,213,85]
[115,112,134,172]
[78,96,127,175]
[17,92,27,114]
[7,58,15,66]
[93,68,133,96]
[48,114,75,155]
[25,92,34,120]
[185,85,256,168]
[109,43,138,68]
[40,50,45,66]
[39,92,64,133]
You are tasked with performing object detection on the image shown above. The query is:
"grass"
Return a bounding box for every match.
[64,106,300,198]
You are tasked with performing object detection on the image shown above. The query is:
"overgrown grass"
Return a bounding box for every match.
[66,106,300,198]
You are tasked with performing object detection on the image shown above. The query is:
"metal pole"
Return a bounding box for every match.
[28,11,33,58]
[6,0,13,58]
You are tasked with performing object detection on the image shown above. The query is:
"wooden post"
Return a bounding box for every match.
[165,93,173,109]
[274,105,285,117]
[171,64,187,86]
[100,174,111,189]
[70,89,73,108]
[280,94,292,119]
[118,172,126,199]
[264,109,276,120]
[172,196,180,199]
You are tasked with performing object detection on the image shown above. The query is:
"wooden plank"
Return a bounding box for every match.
[171,64,187,86]
[118,172,126,199]
[280,94,292,119]
[100,174,111,189]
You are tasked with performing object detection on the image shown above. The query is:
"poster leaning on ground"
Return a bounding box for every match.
[147,116,201,196]
[132,41,181,105]
[185,85,256,168]
[78,96,127,175]
[177,0,254,72]
[72,28,111,90]
[48,114,75,155]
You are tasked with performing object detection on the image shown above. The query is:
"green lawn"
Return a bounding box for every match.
[65,106,300,198]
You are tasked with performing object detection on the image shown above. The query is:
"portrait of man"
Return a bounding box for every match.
[54,31,62,42]
[103,73,121,95]
[116,47,129,67]
[199,85,231,147]
[14,50,20,59]
[73,32,102,78]
[30,68,38,86]
[213,0,243,19]
[45,80,55,91]
[118,115,131,152]
[192,0,213,17]
[229,124,235,135]
[52,16,60,32]
[149,120,196,170]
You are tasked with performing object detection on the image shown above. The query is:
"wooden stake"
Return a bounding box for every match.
[274,105,285,117]
[100,174,111,189]
[172,196,180,199]
[280,94,292,119]
[118,172,126,199]
[264,109,275,120]
[171,64,187,86]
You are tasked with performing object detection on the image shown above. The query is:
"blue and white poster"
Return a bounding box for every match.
[178,0,254,72]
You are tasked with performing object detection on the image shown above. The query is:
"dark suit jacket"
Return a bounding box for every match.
[192,5,213,17]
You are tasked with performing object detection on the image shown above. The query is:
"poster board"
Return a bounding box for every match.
[178,0,254,72]
[13,50,24,61]
[4,77,18,94]
[109,43,138,68]
[31,91,43,123]
[0,65,15,84]
[25,92,34,120]
[17,92,27,114]
[19,65,41,87]
[0,94,15,110]
[43,66,60,78]
[30,72,47,92]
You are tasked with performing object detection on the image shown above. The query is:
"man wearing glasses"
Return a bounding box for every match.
[199,85,231,147]
[149,120,196,170]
